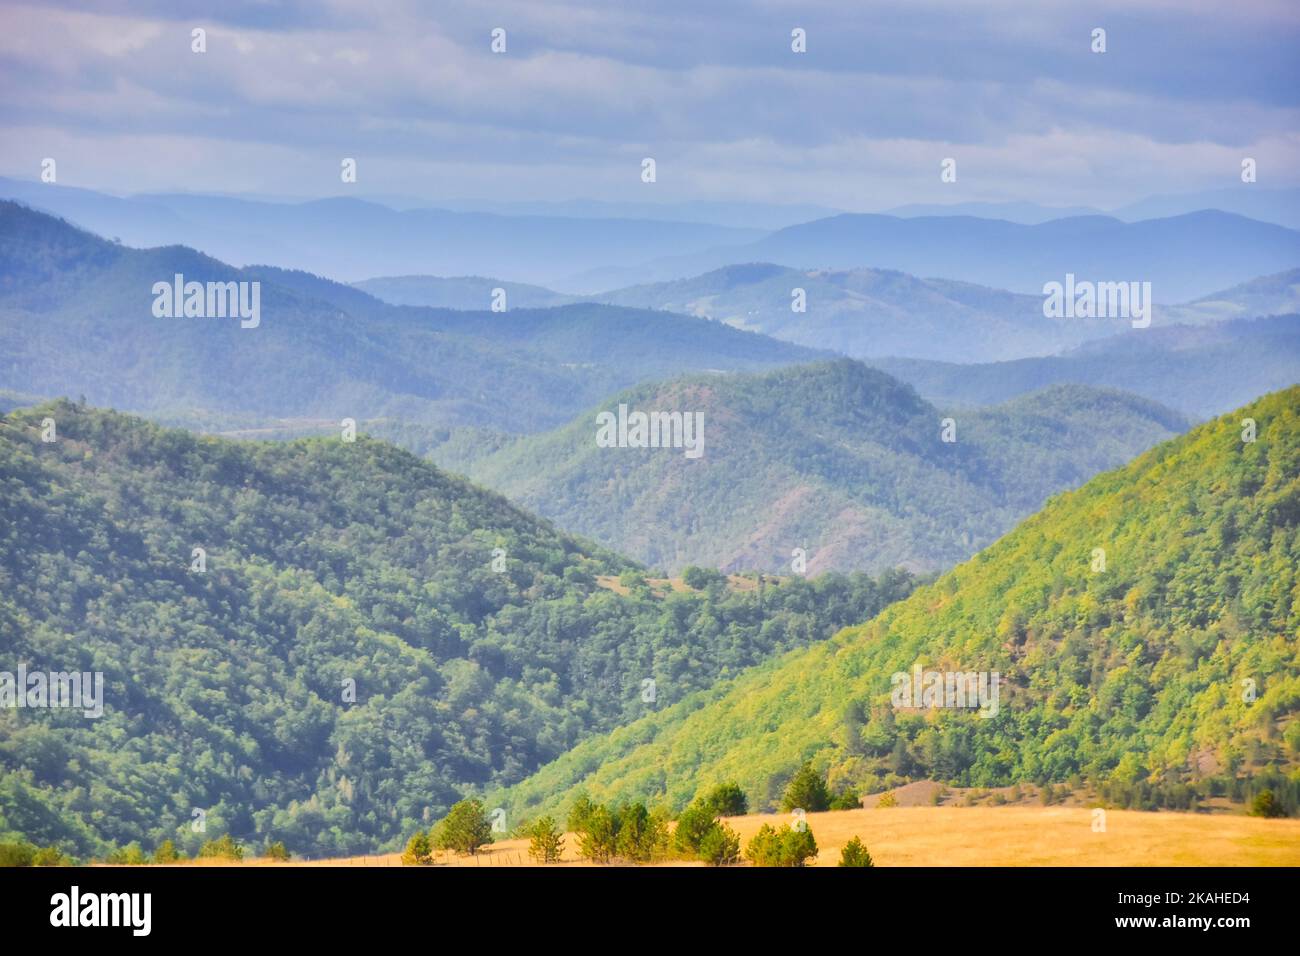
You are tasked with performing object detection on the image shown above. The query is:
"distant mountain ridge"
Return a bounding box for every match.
[568,211,1300,300]
[870,314,1300,419]
[0,201,823,436]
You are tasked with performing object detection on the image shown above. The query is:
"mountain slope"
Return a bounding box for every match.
[496,387,1300,818]
[0,201,822,435]
[871,314,1300,419]
[455,360,1188,574]
[0,402,918,857]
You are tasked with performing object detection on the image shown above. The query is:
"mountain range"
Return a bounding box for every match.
[568,211,1300,299]
[0,201,821,435]
[871,314,1300,420]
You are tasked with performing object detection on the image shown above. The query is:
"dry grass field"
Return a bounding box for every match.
[175,806,1300,868]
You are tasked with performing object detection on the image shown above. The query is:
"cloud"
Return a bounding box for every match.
[0,0,1295,207]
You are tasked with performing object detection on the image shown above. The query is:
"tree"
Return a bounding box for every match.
[153,840,181,864]
[1250,789,1286,818]
[401,830,432,866]
[673,800,718,855]
[265,841,291,861]
[744,823,818,867]
[838,836,873,867]
[525,817,565,864]
[698,822,740,866]
[781,762,831,813]
[32,846,69,867]
[567,793,597,834]
[433,800,493,855]
[701,782,748,817]
[576,804,618,863]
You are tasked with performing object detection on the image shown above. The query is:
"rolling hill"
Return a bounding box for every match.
[0,201,823,436]
[871,314,1300,419]
[452,360,1189,574]
[494,386,1300,820]
[0,401,918,858]
[597,263,1116,362]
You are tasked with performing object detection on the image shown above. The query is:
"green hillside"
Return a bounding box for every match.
[0,401,917,858]
[494,387,1300,819]
[455,359,1188,574]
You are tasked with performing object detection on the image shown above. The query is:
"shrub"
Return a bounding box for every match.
[32,846,70,867]
[152,840,181,864]
[265,841,291,861]
[829,787,861,811]
[401,830,432,866]
[1250,789,1287,818]
[781,762,831,813]
[838,836,874,867]
[525,816,565,864]
[433,800,493,855]
[875,791,898,808]
[0,842,35,867]
[698,822,741,866]
[744,823,818,867]
[198,834,244,861]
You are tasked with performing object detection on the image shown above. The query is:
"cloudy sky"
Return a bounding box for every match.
[1,0,1297,210]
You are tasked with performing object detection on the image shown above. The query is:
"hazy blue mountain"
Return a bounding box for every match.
[870,314,1300,419]
[1161,267,1300,325]
[572,211,1300,301]
[0,202,822,435]
[883,201,1103,223]
[454,359,1188,575]
[595,262,1300,364]
[597,263,1122,362]
[1113,187,1300,231]
[0,178,764,286]
[353,275,578,310]
[387,197,841,230]
[884,189,1300,231]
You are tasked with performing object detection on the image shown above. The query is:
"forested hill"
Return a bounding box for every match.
[456,359,1189,574]
[0,201,822,435]
[0,401,918,858]
[495,387,1300,819]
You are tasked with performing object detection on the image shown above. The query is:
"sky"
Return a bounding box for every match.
[1,0,1297,211]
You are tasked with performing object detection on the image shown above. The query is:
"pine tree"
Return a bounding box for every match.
[838,836,874,867]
